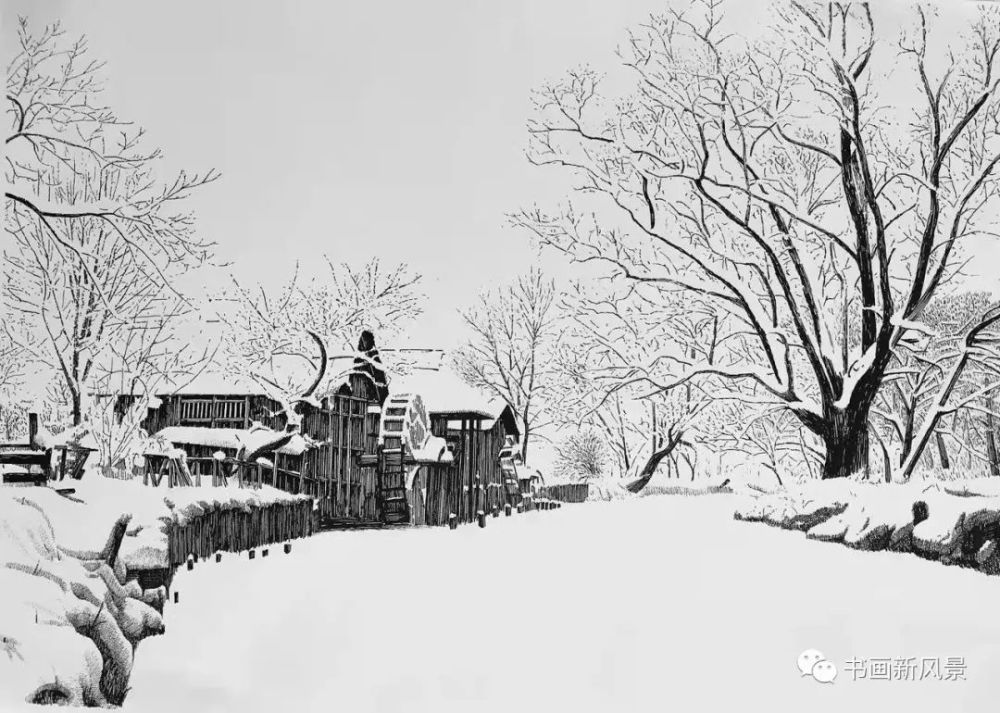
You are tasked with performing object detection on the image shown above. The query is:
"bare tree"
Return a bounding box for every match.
[553,280,721,490]
[514,1,1000,479]
[713,406,822,485]
[216,258,423,405]
[0,321,30,439]
[452,268,559,461]
[5,19,217,305]
[554,342,645,478]
[4,200,208,424]
[87,300,219,468]
[4,19,217,439]
[897,302,1000,480]
[870,291,1000,479]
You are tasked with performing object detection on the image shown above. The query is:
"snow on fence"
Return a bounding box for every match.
[165,498,314,568]
[538,482,589,503]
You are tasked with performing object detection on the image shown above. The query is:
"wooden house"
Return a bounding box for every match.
[114,361,527,529]
[116,369,385,526]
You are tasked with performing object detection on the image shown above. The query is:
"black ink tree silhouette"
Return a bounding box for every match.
[4,18,218,432]
[516,0,1000,479]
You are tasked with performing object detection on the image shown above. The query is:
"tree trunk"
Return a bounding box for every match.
[72,391,83,427]
[934,431,950,471]
[624,435,680,493]
[820,408,870,479]
[986,387,1000,477]
[520,429,530,463]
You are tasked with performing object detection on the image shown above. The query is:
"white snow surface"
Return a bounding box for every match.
[125,495,1000,713]
[1,476,309,707]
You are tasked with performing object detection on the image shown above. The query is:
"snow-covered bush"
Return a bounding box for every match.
[553,429,607,482]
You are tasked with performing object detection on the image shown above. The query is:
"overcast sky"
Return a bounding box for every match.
[2,0,703,351]
[2,0,995,357]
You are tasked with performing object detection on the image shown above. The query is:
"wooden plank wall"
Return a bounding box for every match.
[423,416,512,525]
[142,391,381,525]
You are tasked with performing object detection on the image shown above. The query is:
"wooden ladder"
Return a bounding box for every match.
[498,445,522,508]
[377,440,411,525]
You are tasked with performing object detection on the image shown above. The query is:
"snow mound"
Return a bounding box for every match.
[0,490,162,706]
[734,478,1000,575]
[1,475,303,706]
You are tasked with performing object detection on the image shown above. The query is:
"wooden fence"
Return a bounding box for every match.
[538,482,590,503]
[165,498,314,567]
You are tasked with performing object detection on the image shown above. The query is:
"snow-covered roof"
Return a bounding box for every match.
[388,369,505,419]
[391,370,520,438]
[153,426,310,456]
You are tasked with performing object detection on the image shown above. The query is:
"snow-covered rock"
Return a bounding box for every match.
[735,478,1000,575]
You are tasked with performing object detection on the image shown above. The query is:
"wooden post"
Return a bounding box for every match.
[505,503,512,517]
[284,542,292,554]
[173,591,179,604]
[249,549,255,560]
[477,511,486,528]
[448,513,458,530]
[216,553,222,563]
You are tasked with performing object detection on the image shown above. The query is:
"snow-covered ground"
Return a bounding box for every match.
[0,476,310,708]
[124,495,1000,713]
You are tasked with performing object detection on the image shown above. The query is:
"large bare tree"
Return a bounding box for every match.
[515,0,1000,479]
[4,20,217,427]
[452,268,559,461]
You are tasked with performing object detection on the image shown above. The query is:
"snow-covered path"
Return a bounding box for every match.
[126,495,1000,713]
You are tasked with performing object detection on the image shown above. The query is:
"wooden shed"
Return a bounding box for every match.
[388,370,524,526]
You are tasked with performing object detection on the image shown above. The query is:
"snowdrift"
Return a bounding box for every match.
[733,478,1000,574]
[0,477,310,707]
